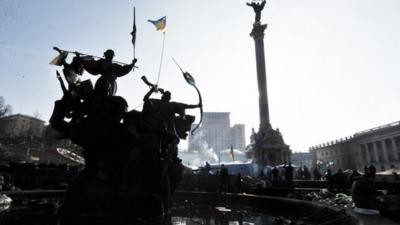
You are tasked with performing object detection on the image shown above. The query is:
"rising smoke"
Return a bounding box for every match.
[179,129,219,167]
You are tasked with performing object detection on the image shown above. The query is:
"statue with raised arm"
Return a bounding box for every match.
[247,0,266,23]
[78,49,137,97]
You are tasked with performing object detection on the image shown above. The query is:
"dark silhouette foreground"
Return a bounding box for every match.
[50,56,199,224]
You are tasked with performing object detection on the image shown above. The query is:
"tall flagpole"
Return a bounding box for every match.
[156,31,166,85]
[132,7,136,60]
[147,16,167,85]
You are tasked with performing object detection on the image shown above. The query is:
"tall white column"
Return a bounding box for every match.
[365,144,371,163]
[251,23,270,130]
[358,146,364,165]
[373,142,380,163]
[382,140,389,162]
[392,138,399,160]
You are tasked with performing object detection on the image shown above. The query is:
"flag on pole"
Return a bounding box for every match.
[49,52,68,66]
[131,7,137,47]
[230,146,235,161]
[148,16,166,31]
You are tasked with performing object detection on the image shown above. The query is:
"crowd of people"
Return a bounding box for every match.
[189,161,400,195]
[0,160,399,222]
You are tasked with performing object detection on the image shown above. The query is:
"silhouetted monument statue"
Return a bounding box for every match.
[50,49,200,224]
[53,47,84,91]
[141,77,200,163]
[246,0,266,23]
[79,49,137,96]
[245,0,291,168]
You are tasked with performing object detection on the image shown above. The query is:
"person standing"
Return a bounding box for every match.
[325,169,335,192]
[313,167,322,181]
[219,164,229,193]
[303,165,311,180]
[284,163,294,189]
[271,166,279,182]
[235,172,243,193]
[348,169,361,185]
[334,169,347,193]
[369,164,376,179]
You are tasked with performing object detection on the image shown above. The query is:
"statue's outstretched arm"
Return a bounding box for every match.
[261,0,266,8]
[143,86,157,102]
[115,59,137,77]
[185,103,201,109]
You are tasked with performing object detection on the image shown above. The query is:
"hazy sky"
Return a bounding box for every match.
[1,0,400,152]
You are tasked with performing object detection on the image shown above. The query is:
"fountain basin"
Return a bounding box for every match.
[173,191,398,225]
[0,190,397,225]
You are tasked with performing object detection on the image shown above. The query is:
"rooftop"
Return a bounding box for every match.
[0,114,45,123]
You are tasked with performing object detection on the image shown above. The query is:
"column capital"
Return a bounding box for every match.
[392,138,399,160]
[250,23,268,39]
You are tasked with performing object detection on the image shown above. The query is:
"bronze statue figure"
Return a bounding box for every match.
[50,48,94,133]
[78,49,137,96]
[53,47,84,89]
[50,68,199,223]
[246,0,267,23]
[49,10,201,223]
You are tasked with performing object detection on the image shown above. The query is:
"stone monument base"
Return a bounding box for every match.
[246,125,291,167]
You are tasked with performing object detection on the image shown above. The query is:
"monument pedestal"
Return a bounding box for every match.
[246,126,291,167]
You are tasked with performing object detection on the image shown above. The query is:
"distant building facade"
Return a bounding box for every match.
[231,124,246,151]
[0,114,46,139]
[310,121,400,172]
[188,112,246,152]
[309,136,358,171]
[291,152,313,169]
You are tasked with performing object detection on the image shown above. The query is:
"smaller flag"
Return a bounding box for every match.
[230,146,235,161]
[131,7,137,47]
[49,52,68,66]
[148,16,166,31]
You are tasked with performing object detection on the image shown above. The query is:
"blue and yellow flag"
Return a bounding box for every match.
[148,16,166,31]
[230,146,235,161]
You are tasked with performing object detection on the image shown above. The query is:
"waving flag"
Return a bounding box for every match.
[148,16,166,31]
[131,7,137,47]
[49,51,67,65]
[230,146,235,161]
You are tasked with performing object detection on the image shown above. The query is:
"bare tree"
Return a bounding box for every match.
[0,96,12,117]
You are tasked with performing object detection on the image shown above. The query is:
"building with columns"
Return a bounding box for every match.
[310,121,400,172]
[355,122,400,171]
